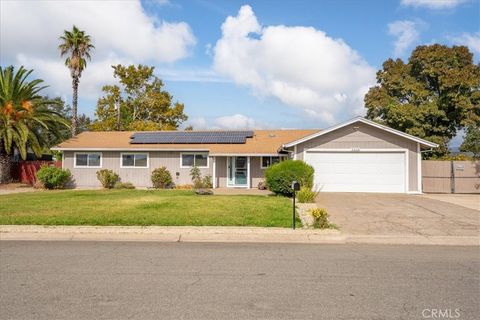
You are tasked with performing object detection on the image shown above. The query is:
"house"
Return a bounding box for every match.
[52,117,438,193]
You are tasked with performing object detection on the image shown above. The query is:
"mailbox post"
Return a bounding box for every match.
[291,181,300,230]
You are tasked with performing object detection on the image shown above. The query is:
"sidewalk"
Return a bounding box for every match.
[1,225,478,246]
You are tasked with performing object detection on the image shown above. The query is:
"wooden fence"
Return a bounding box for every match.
[11,161,62,185]
[422,160,480,194]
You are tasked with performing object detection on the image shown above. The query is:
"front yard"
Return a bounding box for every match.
[0,189,297,227]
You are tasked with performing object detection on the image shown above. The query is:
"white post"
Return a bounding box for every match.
[212,156,216,189]
[417,143,422,193]
[247,156,251,189]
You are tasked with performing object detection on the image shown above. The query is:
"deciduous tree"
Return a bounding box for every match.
[365,44,480,157]
[91,65,187,131]
[460,125,480,159]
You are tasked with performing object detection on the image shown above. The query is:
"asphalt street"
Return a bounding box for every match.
[0,241,478,320]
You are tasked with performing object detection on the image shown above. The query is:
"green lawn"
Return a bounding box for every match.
[0,189,298,227]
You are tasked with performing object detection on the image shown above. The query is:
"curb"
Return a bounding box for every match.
[0,226,478,246]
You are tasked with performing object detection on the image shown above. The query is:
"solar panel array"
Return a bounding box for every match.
[130,131,254,144]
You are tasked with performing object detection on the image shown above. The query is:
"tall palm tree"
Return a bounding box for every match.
[0,66,69,184]
[58,25,94,136]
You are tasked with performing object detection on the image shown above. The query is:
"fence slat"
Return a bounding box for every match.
[422,160,480,194]
[11,161,62,185]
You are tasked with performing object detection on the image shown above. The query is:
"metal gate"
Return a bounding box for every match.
[422,160,480,193]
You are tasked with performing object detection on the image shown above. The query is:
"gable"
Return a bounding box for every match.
[283,117,438,148]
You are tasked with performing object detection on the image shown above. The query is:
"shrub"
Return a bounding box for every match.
[113,181,135,189]
[297,186,319,203]
[190,166,201,181]
[36,165,71,189]
[202,175,213,188]
[151,167,173,189]
[265,160,314,196]
[96,169,120,189]
[190,166,212,189]
[309,208,331,229]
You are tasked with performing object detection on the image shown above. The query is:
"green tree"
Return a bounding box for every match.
[0,66,69,183]
[365,44,480,158]
[58,25,94,136]
[460,125,480,159]
[44,96,92,147]
[91,64,188,131]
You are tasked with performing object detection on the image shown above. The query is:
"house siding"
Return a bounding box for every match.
[63,151,213,188]
[293,123,420,192]
[63,152,267,188]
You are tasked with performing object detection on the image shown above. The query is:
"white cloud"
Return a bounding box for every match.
[214,114,261,129]
[1,0,195,63]
[186,114,269,130]
[187,117,208,129]
[400,0,468,9]
[0,0,196,103]
[449,32,480,54]
[388,20,422,57]
[16,53,132,100]
[158,67,229,83]
[213,5,375,124]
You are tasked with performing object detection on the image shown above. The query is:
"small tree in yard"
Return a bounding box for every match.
[189,166,212,189]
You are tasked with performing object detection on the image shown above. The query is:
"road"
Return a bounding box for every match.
[1,241,478,320]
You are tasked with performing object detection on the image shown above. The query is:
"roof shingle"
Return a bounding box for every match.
[52,130,319,155]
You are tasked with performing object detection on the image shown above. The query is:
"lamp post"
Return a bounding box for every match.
[291,181,300,230]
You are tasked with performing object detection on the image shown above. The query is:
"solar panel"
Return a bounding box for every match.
[130,131,254,144]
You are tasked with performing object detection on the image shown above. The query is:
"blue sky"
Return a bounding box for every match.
[1,0,479,139]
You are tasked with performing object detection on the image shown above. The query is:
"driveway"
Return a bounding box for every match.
[316,193,479,236]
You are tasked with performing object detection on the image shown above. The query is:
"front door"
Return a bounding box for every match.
[227,156,248,187]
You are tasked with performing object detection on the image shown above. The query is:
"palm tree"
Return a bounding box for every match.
[58,25,94,136]
[0,66,69,184]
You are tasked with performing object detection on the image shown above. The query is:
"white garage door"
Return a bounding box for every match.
[304,151,406,193]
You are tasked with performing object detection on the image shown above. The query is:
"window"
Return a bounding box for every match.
[121,153,148,168]
[75,153,102,168]
[261,156,283,169]
[181,153,209,168]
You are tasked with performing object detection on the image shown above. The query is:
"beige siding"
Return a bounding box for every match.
[250,157,266,188]
[64,151,212,188]
[294,123,420,192]
[215,156,227,188]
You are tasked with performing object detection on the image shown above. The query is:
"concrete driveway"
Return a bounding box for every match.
[316,193,479,237]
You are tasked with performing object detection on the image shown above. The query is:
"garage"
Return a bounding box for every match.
[304,151,406,193]
[283,117,439,194]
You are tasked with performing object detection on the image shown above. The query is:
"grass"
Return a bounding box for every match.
[0,189,300,227]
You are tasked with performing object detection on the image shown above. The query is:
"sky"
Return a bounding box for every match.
[1,0,479,141]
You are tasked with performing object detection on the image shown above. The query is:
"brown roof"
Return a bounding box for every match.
[52,130,319,155]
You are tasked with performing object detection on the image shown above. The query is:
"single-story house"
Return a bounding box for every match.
[52,117,438,193]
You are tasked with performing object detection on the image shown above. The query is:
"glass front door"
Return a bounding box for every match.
[227,156,248,187]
